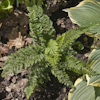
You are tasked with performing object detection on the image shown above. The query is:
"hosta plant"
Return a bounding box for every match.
[63,0,100,100]
[68,47,100,100]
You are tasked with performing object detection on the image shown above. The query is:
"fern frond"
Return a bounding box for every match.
[56,24,96,53]
[56,25,96,62]
[66,54,90,75]
[45,39,61,66]
[1,45,44,77]
[51,65,73,86]
[45,39,74,86]
[63,24,95,47]
[28,5,56,47]
[24,66,51,99]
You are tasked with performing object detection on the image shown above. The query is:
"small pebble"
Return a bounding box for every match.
[6,86,11,92]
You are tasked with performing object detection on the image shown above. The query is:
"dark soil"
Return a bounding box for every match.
[0,0,94,100]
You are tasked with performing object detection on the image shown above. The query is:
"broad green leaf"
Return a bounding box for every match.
[88,46,100,73]
[63,0,100,37]
[68,88,74,100]
[74,76,83,87]
[89,75,100,87]
[87,46,100,87]
[0,0,14,18]
[68,76,100,100]
[69,78,95,100]
[0,0,14,10]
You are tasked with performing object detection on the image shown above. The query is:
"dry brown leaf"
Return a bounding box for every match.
[0,23,2,27]
[0,41,3,46]
[0,62,3,67]
[3,44,9,53]
[0,52,2,58]
[25,37,33,44]
[7,32,25,49]
[0,44,9,54]
[0,56,8,61]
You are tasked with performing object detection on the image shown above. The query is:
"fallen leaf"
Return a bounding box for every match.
[0,53,2,57]
[7,32,25,49]
[0,23,2,27]
[0,56,8,61]
[25,37,33,44]
[0,44,9,54]
[0,62,3,67]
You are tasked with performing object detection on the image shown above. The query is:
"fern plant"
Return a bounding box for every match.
[0,3,96,99]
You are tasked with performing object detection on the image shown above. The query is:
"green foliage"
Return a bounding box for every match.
[1,5,55,99]
[0,4,97,99]
[68,74,100,100]
[45,39,61,66]
[0,0,23,18]
[27,5,56,48]
[25,0,43,7]
[18,0,23,3]
[63,0,100,37]
[0,0,14,18]
[24,66,51,99]
[68,75,100,100]
[0,44,44,77]
[63,0,100,99]
[67,45,100,100]
[66,55,88,74]
[73,41,84,50]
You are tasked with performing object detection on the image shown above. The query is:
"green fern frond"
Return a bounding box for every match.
[63,24,96,47]
[56,24,96,49]
[28,5,56,47]
[1,45,44,77]
[66,54,90,75]
[56,24,96,60]
[24,85,33,99]
[44,25,95,85]
[45,39,61,66]
[51,66,73,86]
[25,66,51,99]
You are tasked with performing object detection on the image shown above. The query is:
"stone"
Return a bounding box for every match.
[12,77,16,84]
[6,86,11,92]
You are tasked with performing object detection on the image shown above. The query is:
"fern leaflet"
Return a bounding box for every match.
[1,45,44,77]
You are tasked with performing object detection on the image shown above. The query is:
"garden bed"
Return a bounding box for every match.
[0,0,94,100]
